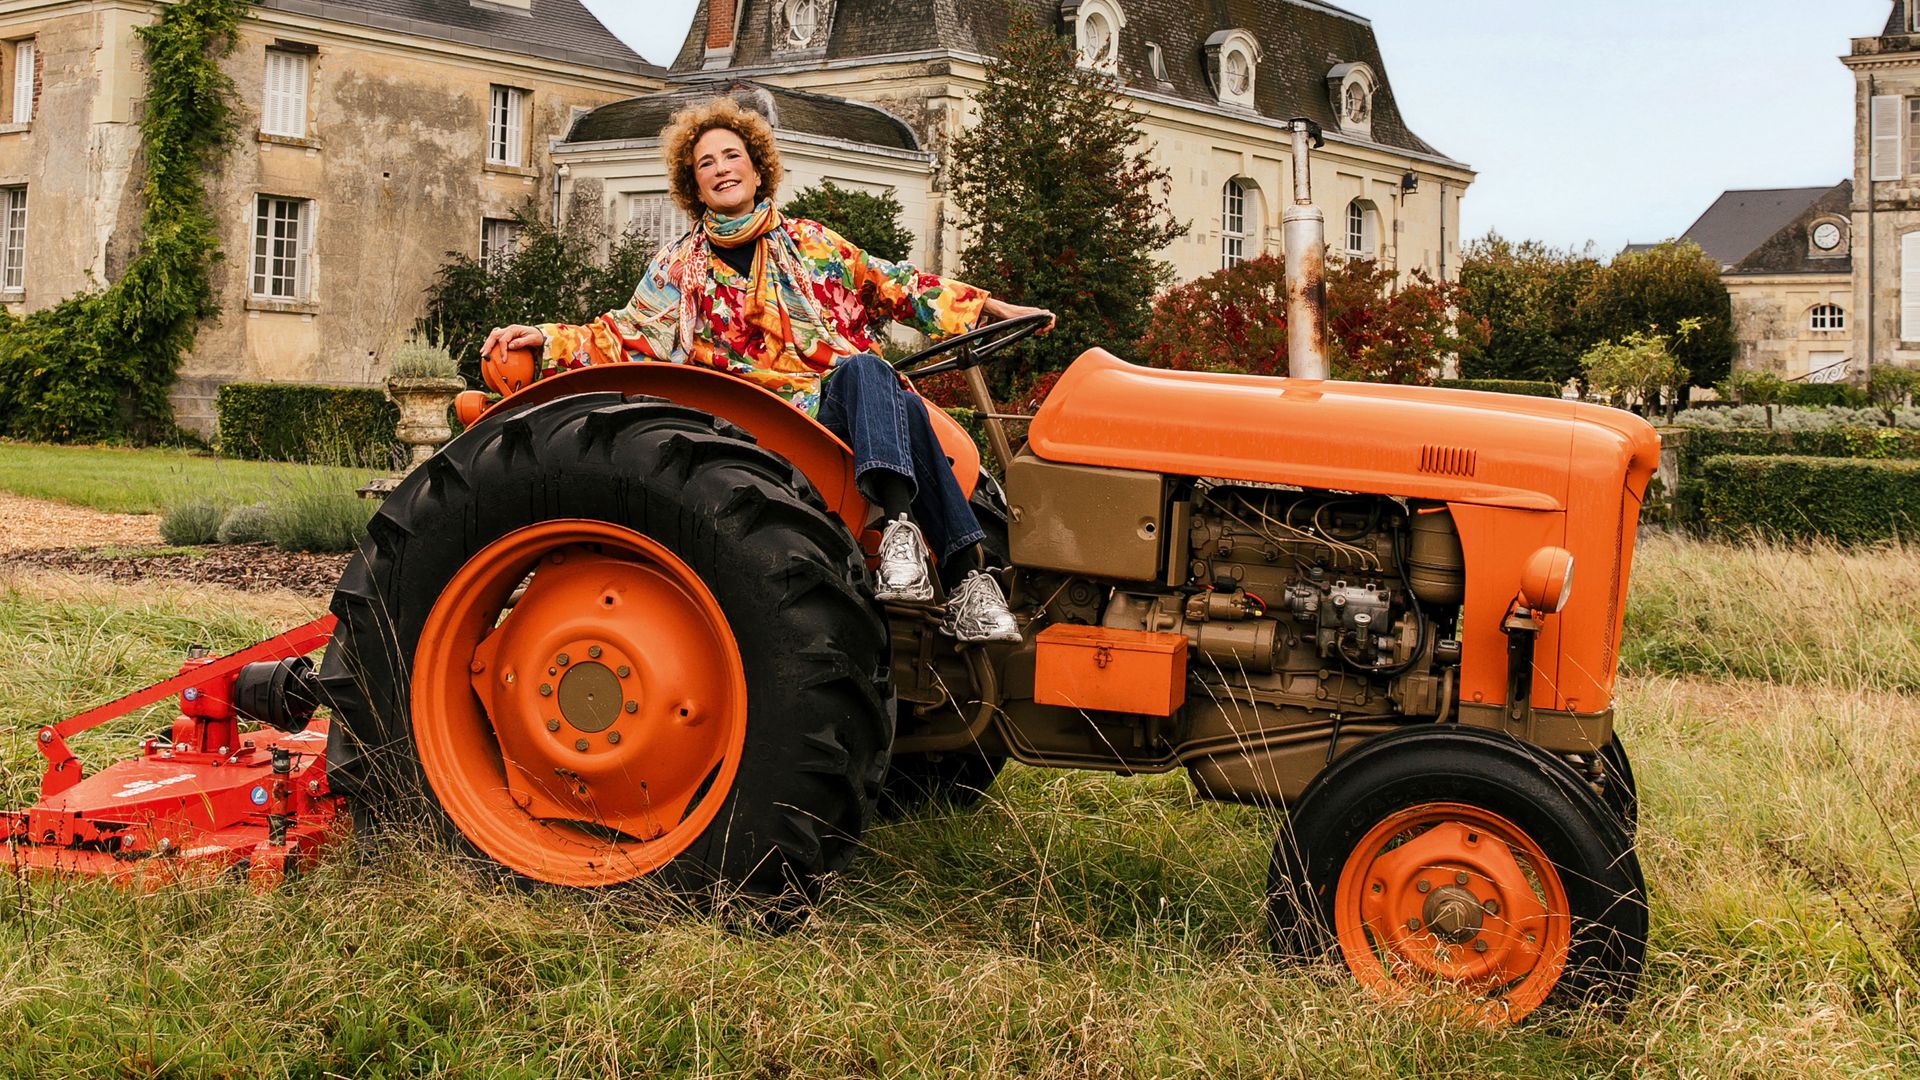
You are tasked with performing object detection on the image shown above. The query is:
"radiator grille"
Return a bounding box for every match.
[1418,445,1478,477]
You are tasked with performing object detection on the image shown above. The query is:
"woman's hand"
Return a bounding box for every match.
[481,324,547,359]
[982,298,1056,333]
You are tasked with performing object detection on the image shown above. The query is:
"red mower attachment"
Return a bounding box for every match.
[4,616,345,888]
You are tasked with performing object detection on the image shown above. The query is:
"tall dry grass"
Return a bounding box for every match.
[0,541,1915,1075]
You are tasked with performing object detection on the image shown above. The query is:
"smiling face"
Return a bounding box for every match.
[692,127,762,217]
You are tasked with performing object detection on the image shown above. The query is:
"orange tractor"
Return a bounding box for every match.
[13,122,1657,1023]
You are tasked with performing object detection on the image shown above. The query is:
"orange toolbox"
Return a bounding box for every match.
[1033,624,1188,716]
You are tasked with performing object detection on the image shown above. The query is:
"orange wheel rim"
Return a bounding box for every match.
[411,520,747,887]
[1333,801,1572,1024]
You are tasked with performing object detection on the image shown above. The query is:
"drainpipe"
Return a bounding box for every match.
[1867,75,1877,381]
[1439,181,1450,280]
[1283,118,1330,380]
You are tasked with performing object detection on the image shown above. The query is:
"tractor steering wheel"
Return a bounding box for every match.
[890,312,1053,382]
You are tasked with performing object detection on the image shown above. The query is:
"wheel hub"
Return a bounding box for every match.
[557,659,624,733]
[1423,884,1485,944]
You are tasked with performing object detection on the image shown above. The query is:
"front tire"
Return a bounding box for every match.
[1268,725,1646,1024]
[318,394,889,908]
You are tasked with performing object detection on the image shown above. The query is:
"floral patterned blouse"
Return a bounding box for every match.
[537,218,987,415]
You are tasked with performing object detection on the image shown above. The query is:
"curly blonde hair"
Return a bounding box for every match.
[661,95,783,218]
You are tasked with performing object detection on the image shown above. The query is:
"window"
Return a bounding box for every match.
[626,194,689,254]
[1073,1,1124,73]
[1903,232,1920,341]
[1146,42,1167,82]
[1206,30,1260,108]
[10,39,33,124]
[1326,63,1377,138]
[261,49,309,138]
[1809,304,1846,332]
[1,186,24,293]
[1874,95,1903,181]
[480,217,521,263]
[1345,200,1378,259]
[1221,179,1248,269]
[252,195,312,300]
[488,86,526,166]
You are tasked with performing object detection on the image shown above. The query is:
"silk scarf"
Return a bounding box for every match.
[630,199,857,372]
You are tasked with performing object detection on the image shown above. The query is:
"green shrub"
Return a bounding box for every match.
[159,500,225,545]
[1698,454,1920,544]
[265,489,373,552]
[1787,382,1868,408]
[216,382,399,464]
[1433,378,1560,398]
[1671,403,1920,430]
[215,501,274,544]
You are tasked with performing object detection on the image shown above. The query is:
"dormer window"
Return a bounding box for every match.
[1204,30,1261,109]
[1146,42,1168,83]
[776,0,829,51]
[1326,63,1378,139]
[1069,0,1126,74]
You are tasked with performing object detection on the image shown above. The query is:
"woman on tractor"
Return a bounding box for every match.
[483,95,1051,643]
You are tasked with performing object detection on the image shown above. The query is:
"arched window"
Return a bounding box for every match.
[1073,0,1126,74]
[1809,304,1846,332]
[1345,199,1378,259]
[1221,179,1249,268]
[1205,29,1261,109]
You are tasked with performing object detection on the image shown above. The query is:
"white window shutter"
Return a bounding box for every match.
[296,200,314,299]
[506,89,524,165]
[12,40,33,124]
[287,54,308,136]
[263,52,308,137]
[1902,232,1920,342]
[1873,95,1903,181]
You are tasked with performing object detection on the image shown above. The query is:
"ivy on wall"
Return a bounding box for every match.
[0,0,243,442]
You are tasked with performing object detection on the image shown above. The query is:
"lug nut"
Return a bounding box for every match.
[557,653,570,666]
[574,738,589,752]
[539,684,553,697]
[625,700,638,714]
[1455,871,1469,885]
[617,665,631,678]
[470,661,485,674]
[1474,940,1488,953]
[38,730,52,743]
[588,646,602,659]
[546,719,561,732]
[1484,898,1500,916]
[1416,880,1431,893]
[1407,918,1422,931]
[607,731,621,745]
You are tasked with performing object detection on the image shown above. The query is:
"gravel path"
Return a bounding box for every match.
[0,493,349,596]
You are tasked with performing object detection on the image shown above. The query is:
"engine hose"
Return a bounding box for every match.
[1333,515,1430,679]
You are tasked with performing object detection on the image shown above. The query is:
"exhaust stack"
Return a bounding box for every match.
[1283,119,1329,381]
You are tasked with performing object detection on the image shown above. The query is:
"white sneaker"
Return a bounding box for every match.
[943,569,1022,643]
[874,515,935,602]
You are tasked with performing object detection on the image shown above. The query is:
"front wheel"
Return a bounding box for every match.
[1268,726,1646,1024]
[318,393,889,908]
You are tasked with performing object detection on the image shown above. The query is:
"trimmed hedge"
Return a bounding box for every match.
[1786,383,1868,408]
[1434,378,1560,398]
[1698,454,1920,544]
[1672,427,1920,475]
[216,382,399,464]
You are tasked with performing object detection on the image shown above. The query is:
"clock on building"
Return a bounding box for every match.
[1812,222,1843,251]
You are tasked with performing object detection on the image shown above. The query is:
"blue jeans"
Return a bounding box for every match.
[816,353,985,560]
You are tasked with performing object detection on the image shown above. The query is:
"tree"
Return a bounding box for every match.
[1721,369,1791,429]
[781,180,914,263]
[1868,364,1920,425]
[419,206,654,387]
[1581,320,1695,420]
[1576,241,1734,390]
[1455,233,1598,388]
[1136,254,1485,383]
[949,13,1187,395]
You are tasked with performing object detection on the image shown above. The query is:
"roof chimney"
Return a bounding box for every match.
[704,0,741,69]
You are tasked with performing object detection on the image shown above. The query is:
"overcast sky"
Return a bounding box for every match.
[580,0,1891,255]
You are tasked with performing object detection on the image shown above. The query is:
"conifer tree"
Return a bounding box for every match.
[949,14,1187,395]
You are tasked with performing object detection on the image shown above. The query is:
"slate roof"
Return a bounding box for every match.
[255,0,660,75]
[1673,187,1837,269]
[565,80,922,150]
[1729,181,1853,276]
[1886,0,1908,37]
[669,0,1453,162]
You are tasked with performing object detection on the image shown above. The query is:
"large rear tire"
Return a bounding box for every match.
[1267,725,1646,1024]
[318,393,889,910]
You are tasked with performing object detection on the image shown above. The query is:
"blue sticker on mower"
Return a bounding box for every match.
[250,786,268,806]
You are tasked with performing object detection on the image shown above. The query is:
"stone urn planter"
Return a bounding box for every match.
[386,375,467,473]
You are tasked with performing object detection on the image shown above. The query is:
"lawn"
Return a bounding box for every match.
[0,538,1915,1076]
[0,442,377,515]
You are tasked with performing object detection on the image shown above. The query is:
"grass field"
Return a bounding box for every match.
[0,442,374,515]
[0,537,1916,1077]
